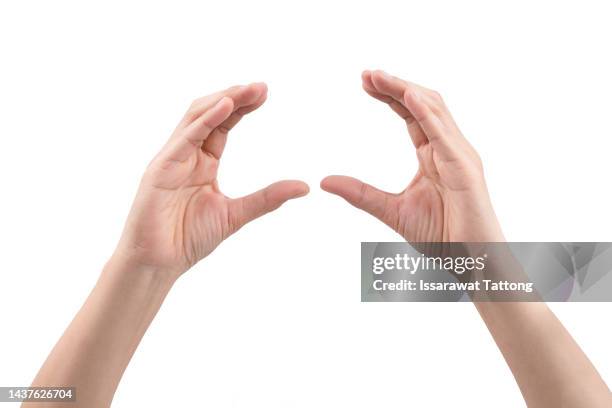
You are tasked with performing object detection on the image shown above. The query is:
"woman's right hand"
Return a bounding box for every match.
[321,70,504,243]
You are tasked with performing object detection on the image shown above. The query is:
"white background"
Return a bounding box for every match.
[1,1,611,407]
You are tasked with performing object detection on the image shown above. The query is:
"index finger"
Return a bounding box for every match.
[364,70,461,160]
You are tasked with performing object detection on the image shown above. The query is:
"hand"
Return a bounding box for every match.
[115,83,309,277]
[321,70,503,243]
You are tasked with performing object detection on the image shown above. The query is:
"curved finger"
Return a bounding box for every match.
[320,175,398,229]
[402,89,457,160]
[163,97,234,163]
[367,70,460,160]
[202,83,268,160]
[362,70,413,119]
[369,70,410,104]
[227,180,309,234]
[362,70,428,148]
[183,84,260,124]
[368,70,442,112]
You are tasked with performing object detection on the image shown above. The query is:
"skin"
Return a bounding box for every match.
[321,70,503,243]
[25,83,308,408]
[321,70,611,407]
[26,73,610,407]
[118,82,309,276]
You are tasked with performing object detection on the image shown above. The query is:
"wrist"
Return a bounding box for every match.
[105,250,180,291]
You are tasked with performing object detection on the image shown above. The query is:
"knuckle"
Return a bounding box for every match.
[189,97,205,111]
[430,90,444,103]
[404,87,418,101]
[184,100,202,121]
[358,182,369,204]
[426,90,447,117]
[262,186,275,209]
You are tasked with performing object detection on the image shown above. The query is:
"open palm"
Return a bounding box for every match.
[117,84,308,275]
[322,70,503,243]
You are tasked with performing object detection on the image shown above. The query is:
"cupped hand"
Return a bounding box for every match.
[321,70,503,243]
[115,83,309,276]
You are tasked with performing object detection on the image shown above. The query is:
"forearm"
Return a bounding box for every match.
[475,301,611,407]
[23,82,300,407]
[25,255,176,408]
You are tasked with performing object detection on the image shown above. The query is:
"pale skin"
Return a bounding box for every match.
[322,70,611,407]
[26,73,610,407]
[25,83,309,407]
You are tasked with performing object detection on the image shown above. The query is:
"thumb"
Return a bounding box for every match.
[321,175,398,229]
[228,180,309,233]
